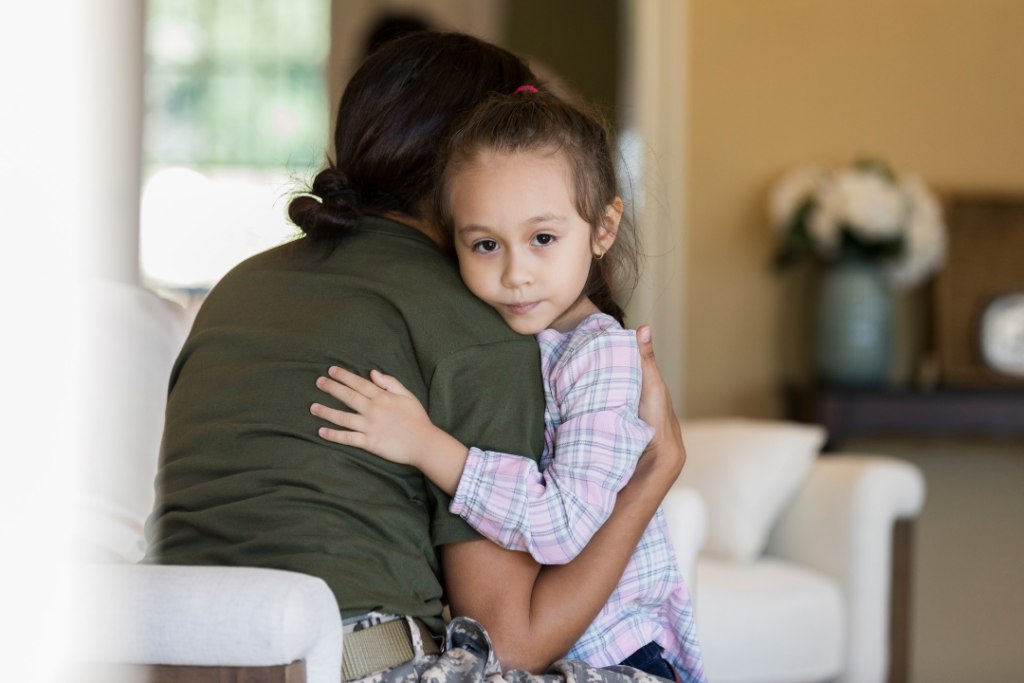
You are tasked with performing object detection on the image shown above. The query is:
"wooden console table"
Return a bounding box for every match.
[786,386,1024,450]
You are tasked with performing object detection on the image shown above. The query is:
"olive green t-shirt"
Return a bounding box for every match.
[144,216,546,636]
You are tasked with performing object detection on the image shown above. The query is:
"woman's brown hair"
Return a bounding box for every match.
[288,32,538,247]
[434,92,641,326]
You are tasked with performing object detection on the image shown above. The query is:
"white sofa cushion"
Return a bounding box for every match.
[695,556,845,683]
[79,280,190,562]
[76,565,343,683]
[676,419,827,563]
[661,486,708,589]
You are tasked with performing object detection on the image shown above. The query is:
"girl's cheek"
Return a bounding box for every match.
[460,263,493,298]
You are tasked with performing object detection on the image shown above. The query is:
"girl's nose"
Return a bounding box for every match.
[501,252,535,289]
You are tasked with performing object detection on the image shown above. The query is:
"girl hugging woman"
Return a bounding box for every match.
[311,89,706,683]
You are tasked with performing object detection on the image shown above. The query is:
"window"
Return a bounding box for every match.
[141,0,330,291]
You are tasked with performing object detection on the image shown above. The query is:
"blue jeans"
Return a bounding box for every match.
[619,642,676,681]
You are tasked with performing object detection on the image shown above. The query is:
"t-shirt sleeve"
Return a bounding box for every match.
[424,339,547,547]
[449,328,655,564]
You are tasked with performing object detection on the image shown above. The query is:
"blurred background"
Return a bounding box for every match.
[2,2,1022,682]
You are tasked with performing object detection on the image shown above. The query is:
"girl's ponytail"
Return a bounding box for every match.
[289,166,362,246]
[585,259,627,327]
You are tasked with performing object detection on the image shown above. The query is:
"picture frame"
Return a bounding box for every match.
[935,192,1024,387]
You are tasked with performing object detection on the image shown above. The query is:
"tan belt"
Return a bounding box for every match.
[342,617,441,682]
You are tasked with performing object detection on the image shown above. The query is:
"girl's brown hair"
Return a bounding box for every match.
[434,92,641,326]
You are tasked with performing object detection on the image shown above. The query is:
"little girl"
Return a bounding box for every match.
[311,90,705,683]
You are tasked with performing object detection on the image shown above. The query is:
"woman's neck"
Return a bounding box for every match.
[377,210,445,247]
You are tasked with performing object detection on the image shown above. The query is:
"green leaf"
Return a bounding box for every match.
[852,157,896,183]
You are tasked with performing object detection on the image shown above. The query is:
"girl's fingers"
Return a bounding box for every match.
[328,366,383,399]
[370,369,413,397]
[310,403,366,432]
[317,376,370,413]
[318,426,368,450]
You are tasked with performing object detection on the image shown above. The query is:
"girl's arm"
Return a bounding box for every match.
[443,326,686,674]
[312,367,471,496]
[313,331,650,565]
[449,330,650,564]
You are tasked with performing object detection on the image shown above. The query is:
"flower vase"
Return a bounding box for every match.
[816,260,893,386]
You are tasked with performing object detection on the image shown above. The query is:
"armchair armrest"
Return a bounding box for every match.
[662,486,708,589]
[765,456,925,683]
[77,565,343,683]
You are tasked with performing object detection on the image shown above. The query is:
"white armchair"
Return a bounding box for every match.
[764,456,924,683]
[77,565,343,683]
[678,422,926,683]
[662,486,709,590]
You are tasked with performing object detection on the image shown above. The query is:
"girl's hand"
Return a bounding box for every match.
[311,367,470,495]
[312,367,435,466]
[634,326,686,482]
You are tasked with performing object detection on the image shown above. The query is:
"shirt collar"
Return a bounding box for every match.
[357,215,440,249]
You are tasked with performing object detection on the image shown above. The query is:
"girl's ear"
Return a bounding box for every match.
[594,197,624,258]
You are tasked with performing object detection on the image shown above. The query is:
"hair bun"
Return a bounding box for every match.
[289,168,362,245]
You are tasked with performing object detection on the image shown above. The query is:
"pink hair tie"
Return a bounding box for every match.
[514,85,538,94]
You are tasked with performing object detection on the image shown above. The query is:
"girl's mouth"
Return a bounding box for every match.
[504,301,540,316]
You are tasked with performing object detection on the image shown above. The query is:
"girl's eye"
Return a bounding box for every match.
[531,233,557,247]
[473,239,499,253]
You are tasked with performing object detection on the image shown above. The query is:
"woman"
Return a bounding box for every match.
[145,31,686,682]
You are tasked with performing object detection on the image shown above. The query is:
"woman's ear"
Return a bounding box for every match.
[594,197,623,257]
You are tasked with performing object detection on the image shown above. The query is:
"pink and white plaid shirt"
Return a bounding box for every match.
[450,313,705,682]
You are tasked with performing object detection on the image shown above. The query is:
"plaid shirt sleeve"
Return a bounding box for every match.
[449,328,655,564]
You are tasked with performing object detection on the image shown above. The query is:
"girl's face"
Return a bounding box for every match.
[449,149,619,335]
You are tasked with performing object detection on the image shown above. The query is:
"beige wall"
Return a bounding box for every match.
[686,0,1024,418]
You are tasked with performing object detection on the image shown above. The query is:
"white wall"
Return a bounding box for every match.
[1,1,147,676]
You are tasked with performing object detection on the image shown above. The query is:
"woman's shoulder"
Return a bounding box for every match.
[340,219,539,364]
[205,219,533,364]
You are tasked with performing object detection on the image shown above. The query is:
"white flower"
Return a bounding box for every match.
[768,160,944,279]
[807,182,843,256]
[886,174,947,290]
[830,168,909,241]
[767,164,830,231]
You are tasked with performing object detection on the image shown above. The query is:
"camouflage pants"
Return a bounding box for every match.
[348,615,668,683]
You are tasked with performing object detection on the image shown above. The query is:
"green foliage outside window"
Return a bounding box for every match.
[145,0,330,170]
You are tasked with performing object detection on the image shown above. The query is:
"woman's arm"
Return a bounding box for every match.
[442,326,686,674]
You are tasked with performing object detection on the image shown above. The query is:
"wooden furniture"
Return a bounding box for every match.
[78,662,306,683]
[786,385,1024,450]
[888,519,914,683]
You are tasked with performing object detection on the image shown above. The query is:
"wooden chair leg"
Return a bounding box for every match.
[75,661,306,683]
[888,519,914,683]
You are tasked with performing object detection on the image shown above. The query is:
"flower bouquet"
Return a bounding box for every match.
[768,159,947,384]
